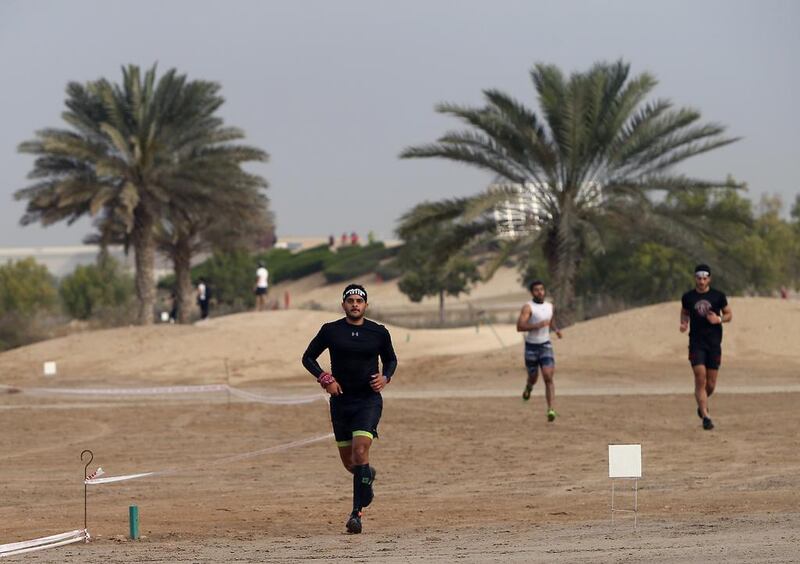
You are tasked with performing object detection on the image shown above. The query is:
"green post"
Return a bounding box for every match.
[129,505,139,540]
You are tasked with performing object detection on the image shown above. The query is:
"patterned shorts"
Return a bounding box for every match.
[524,341,555,374]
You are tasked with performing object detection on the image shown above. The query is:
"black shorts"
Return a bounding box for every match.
[329,394,383,447]
[255,287,268,296]
[689,343,722,370]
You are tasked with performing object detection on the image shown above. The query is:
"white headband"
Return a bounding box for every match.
[695,270,710,277]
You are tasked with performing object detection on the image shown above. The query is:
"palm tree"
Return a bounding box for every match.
[158,186,272,323]
[15,64,268,324]
[400,60,739,316]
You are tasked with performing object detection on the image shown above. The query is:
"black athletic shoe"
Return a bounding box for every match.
[522,385,532,401]
[702,416,715,430]
[361,467,377,508]
[346,510,363,534]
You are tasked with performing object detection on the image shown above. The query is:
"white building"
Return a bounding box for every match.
[490,180,601,239]
[490,181,547,239]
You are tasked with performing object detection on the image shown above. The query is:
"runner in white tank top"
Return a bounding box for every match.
[524,300,553,345]
[516,280,563,422]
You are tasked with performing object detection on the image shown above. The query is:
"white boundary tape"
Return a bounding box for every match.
[32,384,228,396]
[0,529,88,558]
[85,432,334,485]
[2,383,325,405]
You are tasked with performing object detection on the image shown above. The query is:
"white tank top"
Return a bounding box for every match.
[524,300,553,344]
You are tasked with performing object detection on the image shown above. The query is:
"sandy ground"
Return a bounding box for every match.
[1,297,799,562]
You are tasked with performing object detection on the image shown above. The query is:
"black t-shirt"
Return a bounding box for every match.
[681,288,728,346]
[302,318,398,398]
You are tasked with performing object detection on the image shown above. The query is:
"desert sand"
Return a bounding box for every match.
[1,296,799,562]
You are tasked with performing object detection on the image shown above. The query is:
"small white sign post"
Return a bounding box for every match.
[43,361,57,377]
[608,444,641,528]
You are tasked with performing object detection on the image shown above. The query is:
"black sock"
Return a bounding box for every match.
[352,464,372,512]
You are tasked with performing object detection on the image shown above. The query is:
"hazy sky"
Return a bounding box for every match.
[1,0,798,246]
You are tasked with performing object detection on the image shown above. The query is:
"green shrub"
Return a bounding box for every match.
[190,250,254,307]
[0,258,57,316]
[59,257,134,319]
[262,245,335,282]
[157,243,391,307]
[374,258,402,281]
[323,243,389,283]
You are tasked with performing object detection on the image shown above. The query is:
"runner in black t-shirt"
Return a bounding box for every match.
[680,264,732,431]
[302,284,397,534]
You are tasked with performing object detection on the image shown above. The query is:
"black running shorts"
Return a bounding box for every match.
[329,394,383,447]
[688,343,722,370]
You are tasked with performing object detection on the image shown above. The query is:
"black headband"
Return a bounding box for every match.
[343,288,367,301]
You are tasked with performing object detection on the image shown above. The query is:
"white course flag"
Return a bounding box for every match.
[0,529,88,558]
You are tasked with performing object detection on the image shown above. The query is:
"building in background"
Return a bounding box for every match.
[491,180,601,239]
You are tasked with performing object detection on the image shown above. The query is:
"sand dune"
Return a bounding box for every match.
[1,297,797,391]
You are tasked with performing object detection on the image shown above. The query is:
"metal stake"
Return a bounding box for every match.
[81,449,93,531]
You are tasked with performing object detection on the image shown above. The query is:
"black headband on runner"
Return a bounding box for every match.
[343,287,367,302]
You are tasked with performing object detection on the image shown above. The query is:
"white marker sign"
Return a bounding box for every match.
[608,444,642,478]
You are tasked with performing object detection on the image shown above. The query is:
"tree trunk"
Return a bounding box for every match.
[438,290,445,326]
[543,227,578,326]
[174,235,194,324]
[132,207,156,325]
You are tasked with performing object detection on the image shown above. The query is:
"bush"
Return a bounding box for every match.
[59,257,134,319]
[0,258,57,316]
[261,245,335,283]
[374,258,402,281]
[190,250,254,308]
[323,243,390,283]
[157,243,391,308]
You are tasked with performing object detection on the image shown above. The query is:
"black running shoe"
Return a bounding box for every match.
[346,510,362,534]
[702,416,714,430]
[522,385,532,401]
[361,467,377,508]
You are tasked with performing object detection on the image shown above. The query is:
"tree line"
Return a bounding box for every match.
[10,60,799,335]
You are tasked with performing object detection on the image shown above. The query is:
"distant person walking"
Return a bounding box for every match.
[516,280,562,422]
[301,284,398,534]
[680,264,732,430]
[254,261,269,311]
[196,277,210,320]
[169,290,178,323]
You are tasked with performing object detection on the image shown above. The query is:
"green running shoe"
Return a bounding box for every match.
[547,409,557,422]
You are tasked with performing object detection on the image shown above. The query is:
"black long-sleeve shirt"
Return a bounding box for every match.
[302,318,398,398]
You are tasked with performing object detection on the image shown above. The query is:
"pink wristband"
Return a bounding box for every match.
[318,372,335,387]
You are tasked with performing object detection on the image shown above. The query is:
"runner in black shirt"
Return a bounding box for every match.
[680,264,732,430]
[302,284,397,534]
